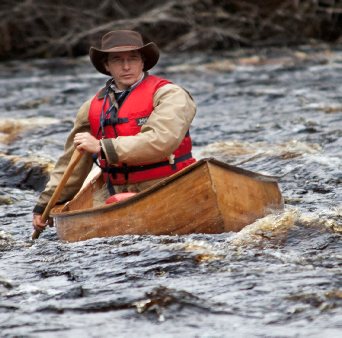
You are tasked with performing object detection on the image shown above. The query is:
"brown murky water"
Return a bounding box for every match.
[1,46,342,337]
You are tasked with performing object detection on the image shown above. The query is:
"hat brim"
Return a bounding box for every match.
[89,42,159,76]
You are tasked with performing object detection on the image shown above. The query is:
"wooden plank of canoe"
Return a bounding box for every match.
[208,162,283,232]
[54,162,225,242]
[66,171,104,211]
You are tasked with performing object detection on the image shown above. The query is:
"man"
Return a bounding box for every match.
[32,30,197,232]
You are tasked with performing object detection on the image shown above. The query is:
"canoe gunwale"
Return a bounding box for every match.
[50,158,281,219]
[206,158,281,183]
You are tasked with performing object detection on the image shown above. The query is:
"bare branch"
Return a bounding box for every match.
[1,0,341,59]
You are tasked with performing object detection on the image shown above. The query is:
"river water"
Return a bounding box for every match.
[1,46,342,337]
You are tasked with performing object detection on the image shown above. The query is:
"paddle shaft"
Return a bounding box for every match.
[32,150,83,240]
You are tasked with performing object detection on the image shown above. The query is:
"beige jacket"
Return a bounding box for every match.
[33,78,197,214]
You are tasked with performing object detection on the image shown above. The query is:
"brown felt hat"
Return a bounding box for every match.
[89,30,160,76]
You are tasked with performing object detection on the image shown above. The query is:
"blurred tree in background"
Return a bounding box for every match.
[0,0,341,60]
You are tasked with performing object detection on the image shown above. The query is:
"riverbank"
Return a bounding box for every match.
[1,0,342,61]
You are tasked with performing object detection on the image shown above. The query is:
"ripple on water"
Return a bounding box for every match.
[1,50,342,337]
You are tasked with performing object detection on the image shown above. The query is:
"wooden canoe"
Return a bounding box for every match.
[51,158,284,242]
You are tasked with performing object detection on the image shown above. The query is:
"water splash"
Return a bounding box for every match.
[199,140,321,164]
[0,117,60,142]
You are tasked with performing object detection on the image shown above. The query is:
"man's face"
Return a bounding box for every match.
[104,51,144,90]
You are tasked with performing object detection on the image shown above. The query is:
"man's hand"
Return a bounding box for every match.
[74,132,101,153]
[32,214,53,232]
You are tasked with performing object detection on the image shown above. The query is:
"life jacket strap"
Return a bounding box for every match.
[93,152,192,195]
[92,153,117,196]
[102,117,129,127]
[102,152,193,177]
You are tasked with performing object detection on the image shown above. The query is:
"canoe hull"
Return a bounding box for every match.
[52,159,283,242]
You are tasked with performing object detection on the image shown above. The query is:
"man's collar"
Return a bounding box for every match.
[110,73,145,93]
[97,72,149,99]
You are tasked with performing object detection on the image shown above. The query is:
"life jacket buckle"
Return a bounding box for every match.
[109,117,119,125]
[122,163,132,181]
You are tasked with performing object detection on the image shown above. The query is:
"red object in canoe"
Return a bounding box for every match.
[106,192,137,204]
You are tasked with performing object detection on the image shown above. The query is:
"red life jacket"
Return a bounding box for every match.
[88,75,195,185]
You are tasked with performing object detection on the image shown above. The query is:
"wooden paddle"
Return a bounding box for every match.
[32,149,83,240]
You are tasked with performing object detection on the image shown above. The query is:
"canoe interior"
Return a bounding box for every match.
[63,172,105,213]
[51,158,284,242]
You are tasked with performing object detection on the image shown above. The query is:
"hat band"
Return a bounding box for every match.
[108,46,140,50]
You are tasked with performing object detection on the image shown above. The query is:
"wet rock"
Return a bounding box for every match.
[0,231,15,241]
[0,197,15,205]
[0,155,50,191]
[0,230,15,251]
[38,269,79,281]
[0,117,60,142]
[16,97,50,110]
[305,183,333,194]
[132,286,229,322]
[0,279,13,289]
[37,304,65,314]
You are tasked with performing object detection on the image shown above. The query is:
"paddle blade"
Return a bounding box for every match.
[32,230,41,240]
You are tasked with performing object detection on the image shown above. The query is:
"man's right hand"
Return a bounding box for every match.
[32,214,53,232]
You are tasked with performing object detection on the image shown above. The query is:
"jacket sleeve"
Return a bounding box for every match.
[33,99,95,214]
[101,84,197,165]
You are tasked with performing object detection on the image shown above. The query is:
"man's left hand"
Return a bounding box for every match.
[74,132,101,153]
